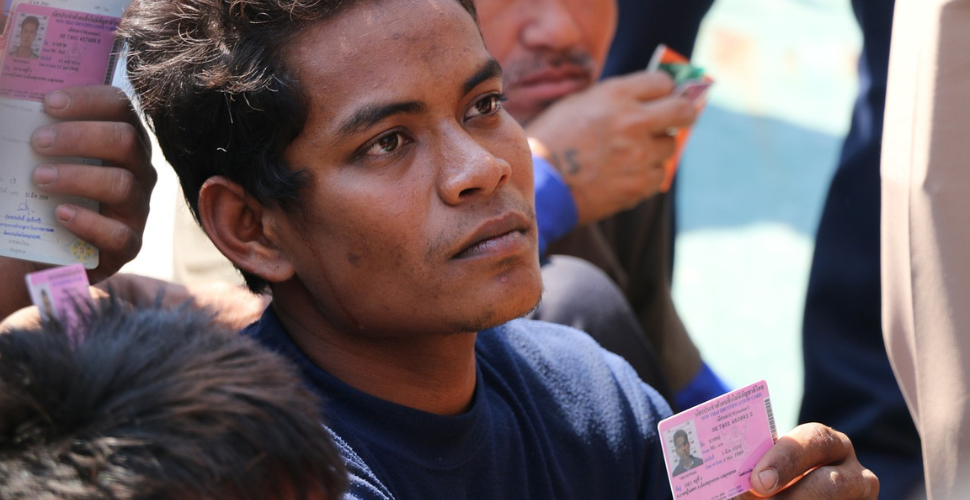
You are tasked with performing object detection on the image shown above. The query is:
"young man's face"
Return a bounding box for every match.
[19,20,37,48]
[269,0,541,337]
[675,435,691,461]
[474,0,617,124]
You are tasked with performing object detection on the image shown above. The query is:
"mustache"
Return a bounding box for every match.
[426,197,537,261]
[501,51,596,87]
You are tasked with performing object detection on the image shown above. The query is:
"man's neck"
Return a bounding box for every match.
[16,46,31,57]
[272,292,479,416]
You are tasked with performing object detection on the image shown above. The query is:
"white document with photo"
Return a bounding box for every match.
[0,0,129,268]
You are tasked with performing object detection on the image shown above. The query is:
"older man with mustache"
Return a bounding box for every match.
[475,0,726,409]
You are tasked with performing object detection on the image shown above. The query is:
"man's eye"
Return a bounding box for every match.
[363,132,410,156]
[465,94,505,119]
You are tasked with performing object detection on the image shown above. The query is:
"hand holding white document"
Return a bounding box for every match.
[0,0,130,268]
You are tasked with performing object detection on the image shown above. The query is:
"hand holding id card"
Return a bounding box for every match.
[659,380,778,500]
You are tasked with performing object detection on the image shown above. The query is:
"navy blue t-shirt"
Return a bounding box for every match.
[243,307,673,500]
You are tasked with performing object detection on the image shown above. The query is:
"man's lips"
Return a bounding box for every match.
[453,212,533,260]
[507,66,592,102]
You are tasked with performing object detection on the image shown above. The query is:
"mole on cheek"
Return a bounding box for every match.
[346,252,361,267]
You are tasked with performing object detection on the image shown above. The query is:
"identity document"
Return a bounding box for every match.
[0,0,129,268]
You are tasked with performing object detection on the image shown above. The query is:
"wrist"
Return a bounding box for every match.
[527,137,555,168]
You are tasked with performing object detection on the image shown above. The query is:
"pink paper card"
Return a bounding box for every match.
[0,4,121,102]
[25,263,91,331]
[676,80,713,104]
[658,380,778,500]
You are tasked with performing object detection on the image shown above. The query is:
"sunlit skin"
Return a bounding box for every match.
[474,0,617,124]
[203,0,542,415]
[14,18,38,58]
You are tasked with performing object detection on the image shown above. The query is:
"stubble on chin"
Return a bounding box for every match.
[448,293,542,334]
[445,260,543,334]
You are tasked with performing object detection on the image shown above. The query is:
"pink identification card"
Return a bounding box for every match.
[658,380,778,500]
[0,3,122,102]
[25,263,91,332]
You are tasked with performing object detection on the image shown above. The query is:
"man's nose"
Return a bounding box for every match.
[519,0,583,52]
[437,128,512,206]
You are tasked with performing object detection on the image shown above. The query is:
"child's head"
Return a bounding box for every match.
[0,299,346,499]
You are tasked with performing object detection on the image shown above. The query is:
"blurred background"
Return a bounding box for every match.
[121,0,864,432]
[672,0,861,430]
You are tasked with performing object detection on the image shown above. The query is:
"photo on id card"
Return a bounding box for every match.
[658,380,778,500]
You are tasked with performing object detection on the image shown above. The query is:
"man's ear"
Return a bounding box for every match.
[197,177,295,284]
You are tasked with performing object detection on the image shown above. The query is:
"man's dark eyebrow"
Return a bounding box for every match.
[463,58,503,96]
[336,59,502,138]
[338,101,425,137]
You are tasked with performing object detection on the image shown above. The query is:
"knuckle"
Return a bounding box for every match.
[864,468,880,499]
[645,71,675,93]
[816,466,869,500]
[110,122,139,152]
[809,423,845,453]
[799,460,877,500]
[111,169,138,204]
[814,468,845,498]
[106,85,128,104]
[142,161,159,190]
[835,428,853,450]
[804,421,831,440]
[110,224,142,258]
[83,85,127,110]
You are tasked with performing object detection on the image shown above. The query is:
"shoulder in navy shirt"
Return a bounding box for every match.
[243,307,673,500]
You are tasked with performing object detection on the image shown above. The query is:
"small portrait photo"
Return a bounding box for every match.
[29,283,57,321]
[8,11,47,60]
[665,420,704,477]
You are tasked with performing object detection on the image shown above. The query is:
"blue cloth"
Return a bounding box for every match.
[799,1,924,498]
[533,154,578,257]
[243,308,674,500]
[324,428,396,499]
[674,361,730,411]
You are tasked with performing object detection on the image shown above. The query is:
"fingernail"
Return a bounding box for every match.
[31,127,56,149]
[758,469,779,492]
[55,205,77,223]
[46,91,70,111]
[33,165,57,186]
